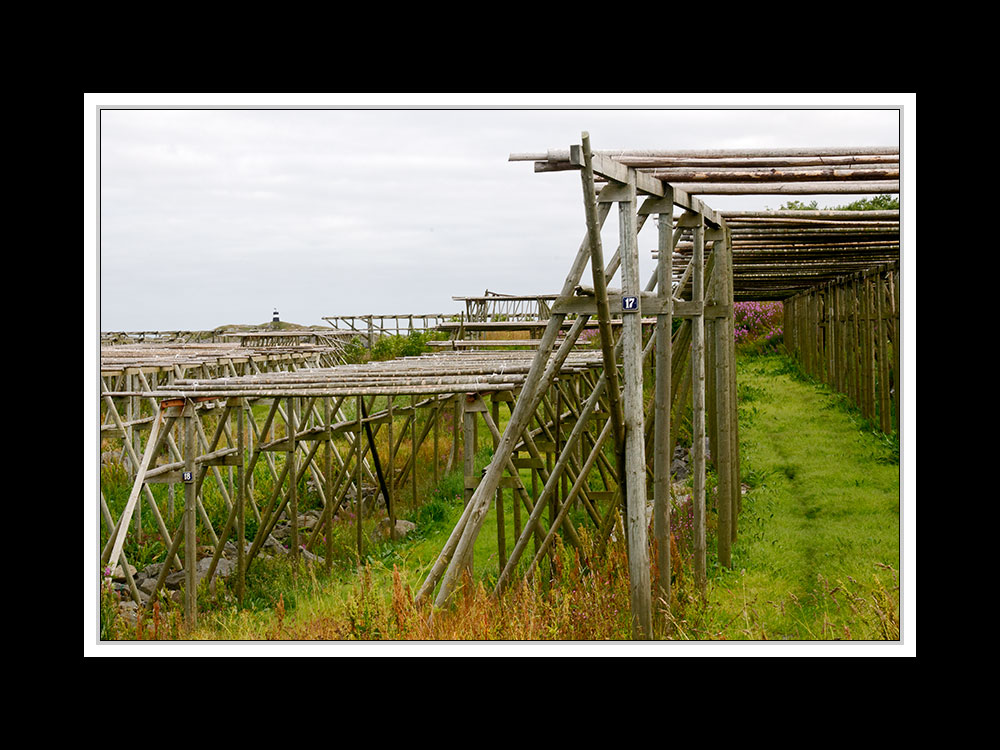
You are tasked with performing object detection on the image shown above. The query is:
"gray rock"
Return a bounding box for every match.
[117,600,139,625]
[671,458,689,481]
[113,563,137,581]
[372,519,417,542]
[163,555,238,592]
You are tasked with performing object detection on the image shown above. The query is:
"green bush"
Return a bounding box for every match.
[371,330,434,361]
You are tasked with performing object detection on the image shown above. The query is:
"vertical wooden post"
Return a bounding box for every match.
[692,216,707,597]
[836,283,846,395]
[433,396,439,485]
[531,448,540,564]
[726,229,741,535]
[448,396,461,474]
[714,234,733,569]
[653,202,673,606]
[892,265,900,433]
[706,285,718,469]
[863,274,875,421]
[876,269,891,433]
[183,401,197,628]
[620,169,652,639]
[288,397,298,575]
[387,396,395,542]
[412,394,418,509]
[850,276,861,407]
[464,401,476,508]
[355,396,364,564]
[555,383,563,537]
[237,398,246,602]
[128,371,143,541]
[825,288,833,386]
[463,394,478,577]
[325,397,334,575]
[812,290,820,379]
[493,396,506,572]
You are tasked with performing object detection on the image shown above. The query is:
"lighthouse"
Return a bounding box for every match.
[272,309,280,323]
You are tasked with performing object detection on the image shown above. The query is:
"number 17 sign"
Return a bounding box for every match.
[622,296,639,312]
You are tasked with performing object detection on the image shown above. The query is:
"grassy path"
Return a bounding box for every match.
[694,353,901,640]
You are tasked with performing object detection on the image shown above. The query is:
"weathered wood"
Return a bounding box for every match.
[691,217,707,597]
[653,200,673,605]
[649,167,899,182]
[493,397,506,572]
[428,188,615,607]
[714,230,734,569]
[359,396,393,538]
[101,406,164,571]
[579,131,628,555]
[237,400,246,600]
[522,418,612,581]
[619,168,652,639]
[662,180,899,195]
[876,270,891,433]
[183,402,197,627]
[356,396,363,563]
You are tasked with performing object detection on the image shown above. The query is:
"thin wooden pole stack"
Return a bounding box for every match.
[783,262,899,435]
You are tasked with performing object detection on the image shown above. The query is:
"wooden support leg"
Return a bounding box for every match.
[692,218,707,598]
[653,205,673,606]
[288,398,298,576]
[619,168,652,639]
[714,235,733,569]
[493,396,506,573]
[237,399,246,602]
[183,401,197,628]
[356,395,363,565]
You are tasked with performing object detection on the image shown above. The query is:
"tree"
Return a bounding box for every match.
[773,195,899,212]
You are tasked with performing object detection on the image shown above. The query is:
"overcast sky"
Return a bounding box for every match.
[89,96,907,332]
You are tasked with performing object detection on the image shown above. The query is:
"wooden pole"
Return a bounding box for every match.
[714,234,733,569]
[876,269,891,433]
[288,397,298,575]
[326,397,334,574]
[692,217,708,597]
[580,132,627,511]
[356,395,363,564]
[433,397,439,485]
[892,265,900,433]
[183,401,197,628]
[653,202,673,606]
[619,168,652,639]
[464,402,476,509]
[493,396,506,572]
[727,229,741,533]
[412,394,418,510]
[237,399,246,601]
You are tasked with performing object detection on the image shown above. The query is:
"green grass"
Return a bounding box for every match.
[696,352,900,640]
